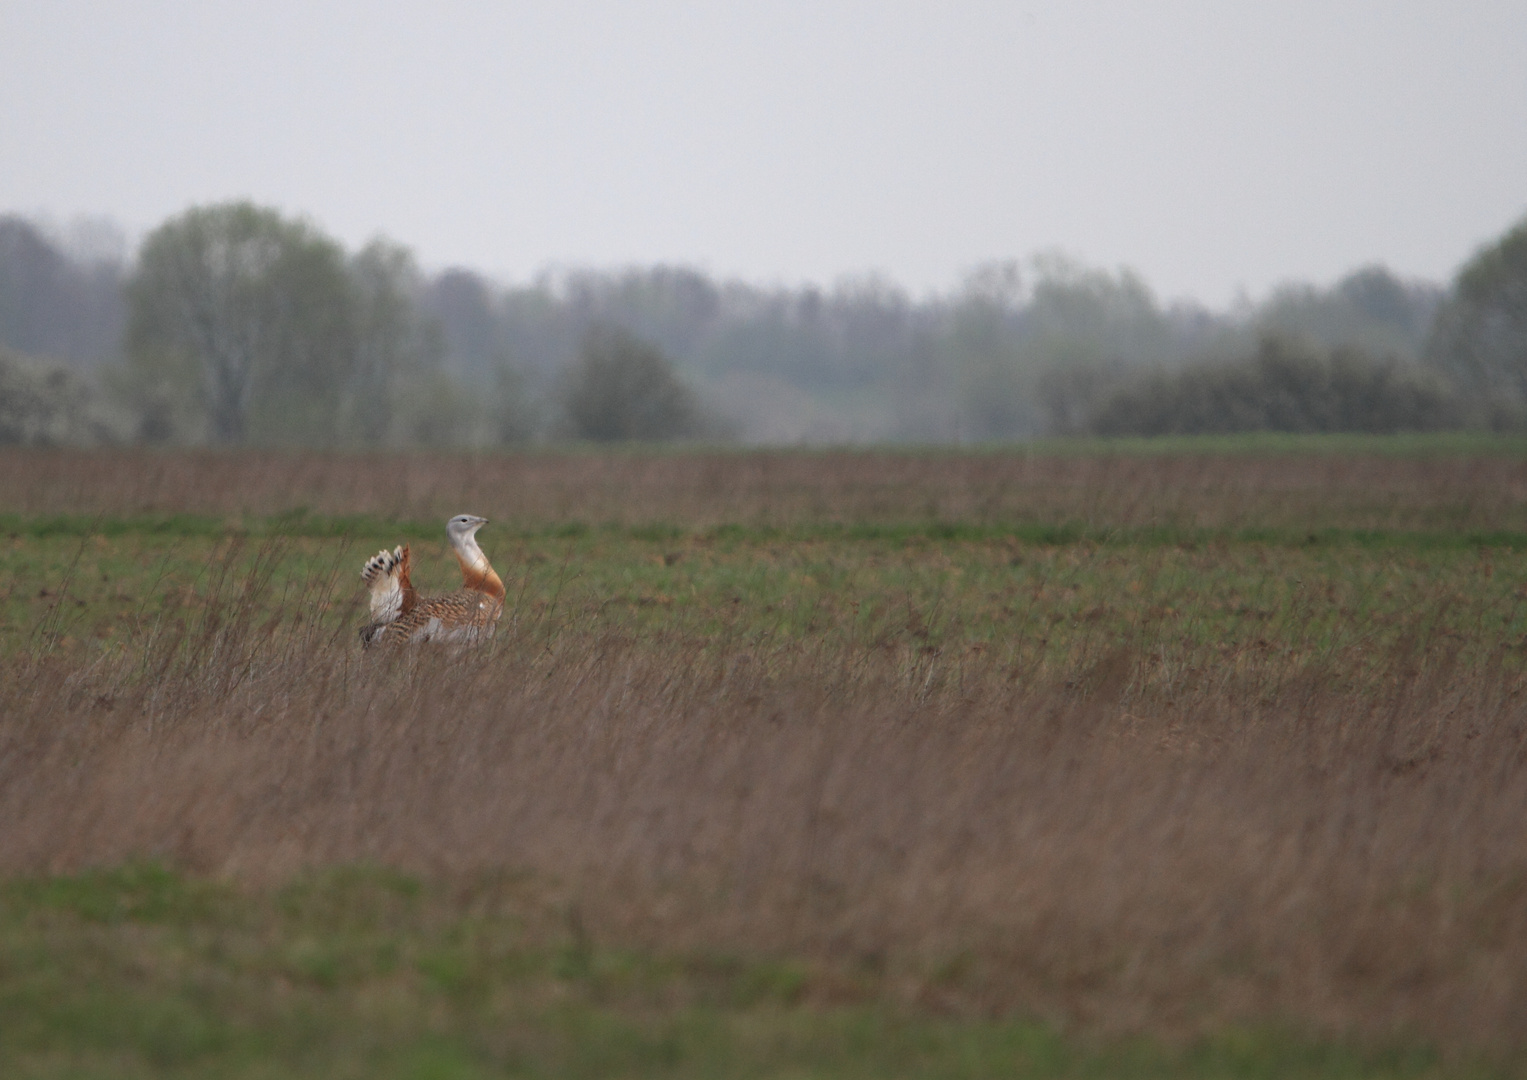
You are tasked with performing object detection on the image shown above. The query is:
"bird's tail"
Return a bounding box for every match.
[361,544,415,623]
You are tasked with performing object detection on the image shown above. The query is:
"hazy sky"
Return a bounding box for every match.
[3,2,1524,306]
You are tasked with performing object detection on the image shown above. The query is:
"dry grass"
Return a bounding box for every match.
[2,446,1526,1059]
[3,573,1526,1051]
[0,444,1524,531]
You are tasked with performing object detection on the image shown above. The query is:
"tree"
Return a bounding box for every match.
[0,215,125,369]
[346,239,444,444]
[1257,265,1441,361]
[0,346,116,445]
[1425,216,1527,420]
[941,256,1177,441]
[420,268,504,380]
[124,202,355,444]
[560,326,700,441]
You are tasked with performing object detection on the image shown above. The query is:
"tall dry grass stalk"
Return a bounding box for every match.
[2,555,1525,1049]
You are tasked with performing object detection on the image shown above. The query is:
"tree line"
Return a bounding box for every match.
[0,200,1523,446]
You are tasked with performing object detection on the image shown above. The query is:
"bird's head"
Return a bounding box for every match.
[446,514,488,547]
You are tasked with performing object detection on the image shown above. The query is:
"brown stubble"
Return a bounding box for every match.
[0,446,1524,530]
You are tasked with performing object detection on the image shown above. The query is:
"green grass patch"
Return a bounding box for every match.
[4,511,1526,553]
[0,864,1497,1079]
[524,431,1527,458]
[1010,431,1527,457]
[4,518,1524,682]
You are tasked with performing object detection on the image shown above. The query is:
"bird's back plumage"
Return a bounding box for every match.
[364,589,503,645]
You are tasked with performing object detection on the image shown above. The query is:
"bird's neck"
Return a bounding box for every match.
[453,536,505,600]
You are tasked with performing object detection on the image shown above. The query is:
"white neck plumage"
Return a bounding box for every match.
[455,533,489,574]
[452,529,505,601]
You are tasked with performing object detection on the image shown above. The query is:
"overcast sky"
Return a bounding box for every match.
[2,2,1523,306]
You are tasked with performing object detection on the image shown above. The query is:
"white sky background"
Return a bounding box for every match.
[2,2,1524,307]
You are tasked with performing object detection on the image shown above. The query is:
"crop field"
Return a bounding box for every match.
[2,438,1527,1078]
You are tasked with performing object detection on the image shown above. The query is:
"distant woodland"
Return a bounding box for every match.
[1,203,1523,447]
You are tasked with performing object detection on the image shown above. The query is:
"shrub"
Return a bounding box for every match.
[1086,337,1461,436]
[559,325,702,442]
[0,346,117,445]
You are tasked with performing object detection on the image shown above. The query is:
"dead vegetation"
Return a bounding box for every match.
[0,445,1524,532]
[2,447,1526,1054]
[2,572,1526,1049]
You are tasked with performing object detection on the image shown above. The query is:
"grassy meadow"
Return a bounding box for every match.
[2,438,1526,1077]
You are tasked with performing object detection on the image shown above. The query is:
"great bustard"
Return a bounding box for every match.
[359,514,505,645]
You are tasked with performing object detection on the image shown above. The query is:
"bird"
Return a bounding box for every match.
[359,514,505,646]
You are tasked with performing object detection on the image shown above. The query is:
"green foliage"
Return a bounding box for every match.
[0,864,1482,1078]
[560,325,704,442]
[347,239,447,445]
[1023,256,1174,365]
[0,346,117,445]
[467,258,1223,443]
[125,202,353,443]
[945,257,1186,440]
[1036,268,1450,439]
[1084,336,1460,436]
[1426,216,1527,423]
[15,199,1483,448]
[942,273,1033,440]
[122,202,445,447]
[1256,265,1441,360]
[1024,429,1527,457]
[490,360,538,443]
